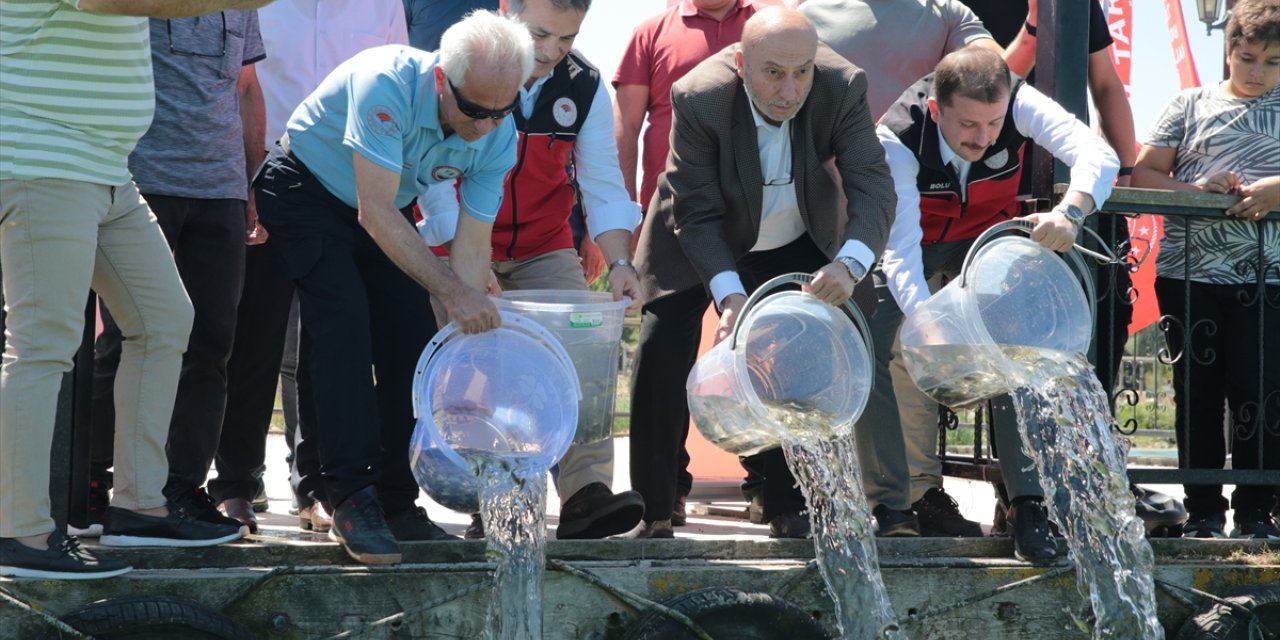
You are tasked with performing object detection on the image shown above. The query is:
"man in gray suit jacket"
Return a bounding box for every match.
[626,7,899,539]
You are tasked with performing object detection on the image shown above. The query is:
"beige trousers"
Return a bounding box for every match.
[1,179,193,538]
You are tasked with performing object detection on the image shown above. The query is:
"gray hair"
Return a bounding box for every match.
[507,0,592,15]
[439,10,535,88]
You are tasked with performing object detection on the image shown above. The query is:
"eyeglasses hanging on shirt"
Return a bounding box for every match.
[760,119,794,188]
[166,12,227,58]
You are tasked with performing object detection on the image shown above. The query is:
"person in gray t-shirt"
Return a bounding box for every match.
[797,0,995,120]
[79,10,268,536]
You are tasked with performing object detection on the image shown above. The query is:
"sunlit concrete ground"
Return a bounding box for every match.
[247,434,1209,542]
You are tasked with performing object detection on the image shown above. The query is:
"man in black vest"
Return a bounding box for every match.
[424,0,646,540]
[874,47,1118,562]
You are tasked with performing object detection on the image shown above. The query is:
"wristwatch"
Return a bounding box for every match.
[608,258,634,273]
[835,256,867,284]
[1056,203,1086,229]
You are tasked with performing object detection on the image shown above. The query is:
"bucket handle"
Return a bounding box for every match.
[728,272,875,370]
[956,219,1109,336]
[411,309,582,419]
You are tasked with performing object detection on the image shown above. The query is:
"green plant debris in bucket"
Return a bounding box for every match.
[568,312,604,328]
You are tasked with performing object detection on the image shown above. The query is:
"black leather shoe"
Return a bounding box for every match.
[1131,485,1187,537]
[768,512,811,539]
[168,486,246,531]
[913,487,982,537]
[1007,499,1058,564]
[385,506,459,542]
[872,504,921,537]
[556,483,645,540]
[329,486,401,564]
[464,513,485,540]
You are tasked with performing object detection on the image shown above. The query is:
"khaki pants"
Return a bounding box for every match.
[492,249,613,500]
[1,179,193,538]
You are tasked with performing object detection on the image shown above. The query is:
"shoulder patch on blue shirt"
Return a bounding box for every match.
[364,105,398,136]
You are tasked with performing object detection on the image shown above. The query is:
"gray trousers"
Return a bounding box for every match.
[868,238,1043,503]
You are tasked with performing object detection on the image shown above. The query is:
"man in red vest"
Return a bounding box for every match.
[424,0,645,540]
[875,47,1118,563]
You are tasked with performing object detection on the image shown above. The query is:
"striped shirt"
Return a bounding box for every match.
[0,0,155,185]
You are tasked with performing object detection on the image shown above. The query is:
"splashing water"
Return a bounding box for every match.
[470,452,549,640]
[1004,351,1161,639]
[772,405,901,640]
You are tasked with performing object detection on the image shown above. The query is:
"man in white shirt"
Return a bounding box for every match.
[424,0,646,540]
[875,47,1118,563]
[212,0,409,536]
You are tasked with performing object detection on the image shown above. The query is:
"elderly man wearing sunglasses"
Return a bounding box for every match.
[250,11,534,565]
[420,0,645,543]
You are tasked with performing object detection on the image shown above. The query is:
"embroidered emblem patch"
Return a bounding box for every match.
[432,165,462,181]
[984,149,1010,169]
[364,105,397,136]
[552,97,578,127]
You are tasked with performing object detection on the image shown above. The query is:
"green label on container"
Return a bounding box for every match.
[568,312,604,328]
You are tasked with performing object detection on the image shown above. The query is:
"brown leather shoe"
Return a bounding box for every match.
[299,502,332,533]
[218,498,258,534]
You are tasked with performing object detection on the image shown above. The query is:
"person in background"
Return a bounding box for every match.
[628,7,896,539]
[614,0,777,534]
[1,0,272,581]
[82,8,267,538]
[424,0,645,541]
[251,11,533,564]
[1132,0,1279,540]
[877,46,1119,562]
[403,0,500,51]
[795,0,999,539]
[211,0,409,537]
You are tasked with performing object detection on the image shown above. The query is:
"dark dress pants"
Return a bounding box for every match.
[631,234,867,523]
[254,150,432,513]
[1155,276,1280,517]
[90,195,246,497]
[207,241,302,502]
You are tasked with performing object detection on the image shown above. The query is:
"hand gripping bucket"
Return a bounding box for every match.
[898,220,1105,407]
[494,290,629,445]
[409,311,581,513]
[686,273,875,456]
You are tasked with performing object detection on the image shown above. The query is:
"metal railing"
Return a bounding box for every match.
[937,187,1279,488]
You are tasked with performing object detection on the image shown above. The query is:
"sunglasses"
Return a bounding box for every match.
[447,78,518,121]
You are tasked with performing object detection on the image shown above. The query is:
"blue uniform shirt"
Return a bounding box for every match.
[285,45,515,221]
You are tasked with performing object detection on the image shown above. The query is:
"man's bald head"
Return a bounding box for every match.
[736,8,819,126]
[740,7,818,57]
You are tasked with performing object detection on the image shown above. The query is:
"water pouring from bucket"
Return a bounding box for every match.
[898,220,1162,638]
[687,273,901,639]
[409,311,580,640]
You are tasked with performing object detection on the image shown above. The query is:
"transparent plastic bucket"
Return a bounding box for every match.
[494,290,629,445]
[409,311,580,513]
[899,221,1098,407]
[686,273,874,456]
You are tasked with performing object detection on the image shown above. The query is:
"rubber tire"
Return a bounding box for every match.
[38,595,255,640]
[1174,586,1280,640]
[621,586,832,640]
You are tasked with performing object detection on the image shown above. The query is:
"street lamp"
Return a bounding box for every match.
[1196,0,1230,34]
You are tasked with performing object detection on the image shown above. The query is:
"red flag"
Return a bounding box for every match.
[1163,0,1202,89]
[1105,0,1165,334]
